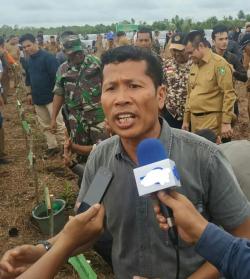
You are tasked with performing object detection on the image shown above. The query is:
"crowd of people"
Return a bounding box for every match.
[0,22,250,279]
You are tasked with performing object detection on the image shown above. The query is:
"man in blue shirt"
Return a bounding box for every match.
[19,34,65,158]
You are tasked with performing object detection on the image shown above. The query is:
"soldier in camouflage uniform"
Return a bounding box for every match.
[51,34,107,165]
[162,33,192,128]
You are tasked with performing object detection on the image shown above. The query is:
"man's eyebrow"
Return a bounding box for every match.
[104,78,142,84]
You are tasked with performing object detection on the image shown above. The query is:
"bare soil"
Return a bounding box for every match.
[0,88,113,278]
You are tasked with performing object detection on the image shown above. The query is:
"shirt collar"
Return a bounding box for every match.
[115,117,173,162]
[200,49,212,65]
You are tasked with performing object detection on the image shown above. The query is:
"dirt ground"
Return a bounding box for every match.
[0,87,113,278]
[0,83,249,279]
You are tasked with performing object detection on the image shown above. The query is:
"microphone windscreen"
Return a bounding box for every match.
[136,138,168,166]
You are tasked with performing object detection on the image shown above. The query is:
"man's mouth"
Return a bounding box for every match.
[115,113,136,128]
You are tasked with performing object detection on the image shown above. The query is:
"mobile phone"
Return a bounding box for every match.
[77,166,113,213]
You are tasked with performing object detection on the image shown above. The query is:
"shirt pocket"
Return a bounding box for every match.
[197,71,215,94]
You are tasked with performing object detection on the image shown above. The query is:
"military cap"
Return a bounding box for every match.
[62,35,83,54]
[169,33,186,51]
[240,33,250,49]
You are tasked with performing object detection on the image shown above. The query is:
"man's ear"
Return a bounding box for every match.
[157,85,166,110]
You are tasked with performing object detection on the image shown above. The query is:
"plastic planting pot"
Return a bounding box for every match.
[32,199,66,235]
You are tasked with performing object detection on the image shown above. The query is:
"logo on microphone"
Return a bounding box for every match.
[140,167,171,187]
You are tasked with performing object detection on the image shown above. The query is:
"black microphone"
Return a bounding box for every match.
[77,166,113,214]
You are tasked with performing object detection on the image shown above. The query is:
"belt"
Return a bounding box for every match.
[192,111,220,116]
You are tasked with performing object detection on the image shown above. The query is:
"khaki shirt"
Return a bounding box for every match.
[184,49,236,123]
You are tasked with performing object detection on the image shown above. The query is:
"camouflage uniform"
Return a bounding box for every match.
[163,58,192,121]
[54,51,106,147]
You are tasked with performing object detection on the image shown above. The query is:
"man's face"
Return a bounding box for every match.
[67,50,84,65]
[21,40,38,56]
[101,60,165,143]
[185,42,203,64]
[136,33,152,49]
[9,37,19,45]
[171,48,189,64]
[213,32,228,52]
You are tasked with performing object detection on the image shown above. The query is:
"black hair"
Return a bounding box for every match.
[195,129,217,143]
[185,30,209,48]
[19,33,36,44]
[101,45,163,89]
[212,25,228,40]
[137,27,153,40]
[116,31,126,37]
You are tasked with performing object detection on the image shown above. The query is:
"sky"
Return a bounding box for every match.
[1,0,249,27]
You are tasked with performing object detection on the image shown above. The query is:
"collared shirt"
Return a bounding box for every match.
[78,119,250,279]
[184,49,236,124]
[219,140,250,201]
[163,58,192,120]
[196,223,250,279]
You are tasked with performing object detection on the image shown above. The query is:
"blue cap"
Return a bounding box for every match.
[107,32,114,41]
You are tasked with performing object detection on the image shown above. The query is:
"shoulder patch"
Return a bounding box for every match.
[218,66,226,76]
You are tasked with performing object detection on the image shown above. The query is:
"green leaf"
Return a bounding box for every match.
[22,121,31,134]
[69,254,97,279]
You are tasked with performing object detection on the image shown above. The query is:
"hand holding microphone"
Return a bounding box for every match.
[155,191,209,245]
[133,138,181,246]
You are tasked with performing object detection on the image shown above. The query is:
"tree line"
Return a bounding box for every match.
[1,10,250,37]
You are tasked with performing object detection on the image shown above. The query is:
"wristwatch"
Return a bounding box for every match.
[37,240,52,251]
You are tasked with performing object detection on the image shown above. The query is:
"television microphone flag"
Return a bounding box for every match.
[133,138,181,196]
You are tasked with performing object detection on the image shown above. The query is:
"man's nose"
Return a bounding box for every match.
[114,87,131,106]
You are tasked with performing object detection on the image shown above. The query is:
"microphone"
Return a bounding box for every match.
[133,138,181,246]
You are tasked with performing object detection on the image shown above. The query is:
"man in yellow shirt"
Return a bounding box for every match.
[182,31,236,141]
